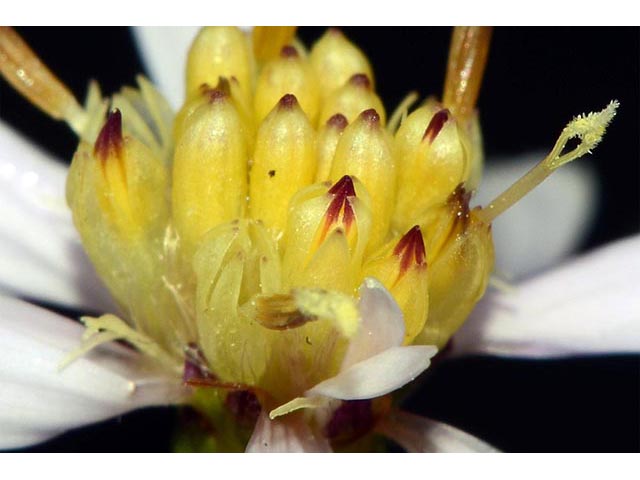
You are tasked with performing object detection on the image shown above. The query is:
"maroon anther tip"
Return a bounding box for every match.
[208,89,227,103]
[94,109,123,161]
[216,76,231,90]
[328,175,356,197]
[205,78,231,102]
[423,109,450,144]
[448,184,471,222]
[280,45,299,58]
[394,225,427,274]
[349,73,371,89]
[327,113,348,131]
[278,93,298,110]
[359,108,380,127]
[322,176,357,238]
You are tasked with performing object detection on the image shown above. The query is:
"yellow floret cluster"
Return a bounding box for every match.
[65,27,494,402]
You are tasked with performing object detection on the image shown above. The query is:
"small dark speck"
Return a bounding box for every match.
[305,336,312,345]
[268,170,276,178]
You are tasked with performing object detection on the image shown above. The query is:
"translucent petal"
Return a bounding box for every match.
[0,295,184,449]
[0,121,114,312]
[308,345,437,400]
[452,235,640,358]
[341,278,405,369]
[377,409,498,452]
[473,153,598,280]
[132,27,200,110]
[246,410,332,452]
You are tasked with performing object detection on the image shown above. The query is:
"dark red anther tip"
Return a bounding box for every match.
[280,45,299,58]
[205,77,231,102]
[94,109,123,161]
[423,109,450,144]
[359,108,380,127]
[207,89,227,102]
[394,225,427,274]
[349,73,371,89]
[327,113,348,131]
[328,175,356,197]
[215,76,231,91]
[322,176,357,239]
[278,93,298,110]
[448,184,471,223]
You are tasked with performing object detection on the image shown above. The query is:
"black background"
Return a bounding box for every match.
[1,27,638,452]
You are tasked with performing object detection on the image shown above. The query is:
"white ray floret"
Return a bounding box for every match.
[452,235,640,358]
[0,121,113,312]
[0,295,185,450]
[377,409,499,453]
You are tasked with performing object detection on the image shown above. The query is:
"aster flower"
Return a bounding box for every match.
[0,26,637,453]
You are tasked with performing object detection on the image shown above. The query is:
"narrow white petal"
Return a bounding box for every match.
[377,410,499,453]
[246,410,332,453]
[132,27,200,110]
[0,296,184,450]
[452,235,640,358]
[0,121,114,312]
[474,154,598,280]
[308,345,437,401]
[341,278,405,370]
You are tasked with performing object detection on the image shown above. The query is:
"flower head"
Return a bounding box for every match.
[0,26,623,452]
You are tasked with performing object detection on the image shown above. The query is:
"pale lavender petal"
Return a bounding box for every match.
[341,278,405,370]
[0,295,185,450]
[246,410,332,452]
[473,153,598,280]
[377,409,499,452]
[308,345,437,400]
[132,27,200,110]
[452,235,640,358]
[0,121,115,312]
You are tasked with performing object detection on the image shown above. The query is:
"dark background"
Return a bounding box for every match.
[1,27,638,452]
